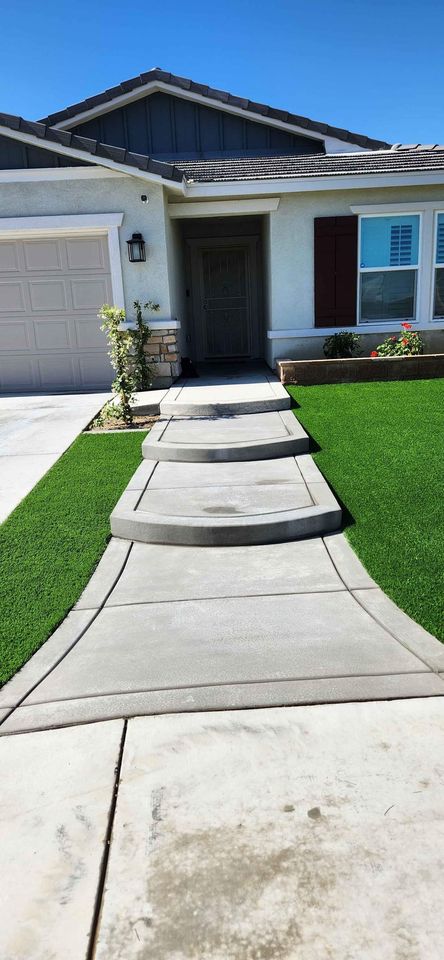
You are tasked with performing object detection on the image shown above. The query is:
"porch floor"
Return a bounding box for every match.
[159,362,290,416]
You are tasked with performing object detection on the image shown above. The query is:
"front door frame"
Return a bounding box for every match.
[186,235,262,361]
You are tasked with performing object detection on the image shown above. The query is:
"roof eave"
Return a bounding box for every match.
[181,168,444,198]
[0,120,186,191]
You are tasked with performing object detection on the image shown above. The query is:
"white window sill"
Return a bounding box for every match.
[267,322,444,340]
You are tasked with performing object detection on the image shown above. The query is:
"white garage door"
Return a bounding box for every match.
[0,234,114,392]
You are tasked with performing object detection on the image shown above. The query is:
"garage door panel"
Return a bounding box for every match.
[37,355,77,389]
[0,320,31,351]
[70,277,110,311]
[23,240,63,272]
[0,281,26,312]
[0,356,36,391]
[0,233,115,392]
[74,316,107,350]
[66,237,107,271]
[0,243,20,273]
[28,280,68,312]
[79,353,114,389]
[33,319,72,351]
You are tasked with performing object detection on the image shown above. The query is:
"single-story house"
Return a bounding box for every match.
[0,67,443,391]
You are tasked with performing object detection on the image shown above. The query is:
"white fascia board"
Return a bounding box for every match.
[168,197,280,218]
[0,124,185,192]
[0,212,124,236]
[0,166,125,183]
[183,170,444,199]
[50,81,373,153]
[351,199,444,213]
[268,321,443,339]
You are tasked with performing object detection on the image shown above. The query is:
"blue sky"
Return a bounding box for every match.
[1,0,443,146]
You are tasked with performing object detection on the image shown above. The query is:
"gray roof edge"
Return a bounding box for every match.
[36,68,391,151]
[0,111,184,183]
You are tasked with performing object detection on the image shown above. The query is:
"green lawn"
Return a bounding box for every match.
[0,432,145,686]
[287,379,444,642]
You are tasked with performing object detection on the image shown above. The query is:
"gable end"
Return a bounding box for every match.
[69,92,326,161]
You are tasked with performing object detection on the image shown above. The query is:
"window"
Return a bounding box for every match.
[433,213,444,319]
[359,215,420,323]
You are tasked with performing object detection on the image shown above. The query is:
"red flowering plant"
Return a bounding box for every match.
[371,322,423,357]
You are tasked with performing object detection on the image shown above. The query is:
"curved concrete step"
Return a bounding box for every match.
[142,410,308,463]
[159,369,291,417]
[110,456,341,546]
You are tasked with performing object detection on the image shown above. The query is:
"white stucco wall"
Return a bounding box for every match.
[0,173,174,325]
[266,183,444,365]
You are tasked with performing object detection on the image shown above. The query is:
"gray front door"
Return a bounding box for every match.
[199,244,252,359]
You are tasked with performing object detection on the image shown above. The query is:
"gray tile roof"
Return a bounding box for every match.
[38,67,391,151]
[0,111,184,182]
[175,147,444,182]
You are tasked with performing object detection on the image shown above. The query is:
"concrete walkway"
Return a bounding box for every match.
[0,392,109,522]
[1,366,444,958]
[1,369,443,732]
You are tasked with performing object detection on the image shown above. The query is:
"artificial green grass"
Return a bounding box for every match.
[0,432,145,685]
[287,379,444,642]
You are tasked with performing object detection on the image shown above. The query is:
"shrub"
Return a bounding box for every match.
[372,323,424,358]
[99,305,136,424]
[133,299,159,390]
[323,331,362,359]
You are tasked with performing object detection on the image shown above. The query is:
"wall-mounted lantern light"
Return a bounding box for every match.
[127,233,146,262]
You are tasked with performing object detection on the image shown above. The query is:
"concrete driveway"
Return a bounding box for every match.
[0,393,109,522]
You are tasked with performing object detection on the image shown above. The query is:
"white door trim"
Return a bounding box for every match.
[0,212,125,308]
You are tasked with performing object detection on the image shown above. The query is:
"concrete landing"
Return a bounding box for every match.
[160,364,290,416]
[142,409,308,462]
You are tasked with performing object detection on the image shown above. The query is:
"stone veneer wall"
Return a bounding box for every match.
[146,328,181,387]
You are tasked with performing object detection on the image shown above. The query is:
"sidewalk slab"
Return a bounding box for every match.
[0,720,123,960]
[106,538,345,606]
[3,673,444,734]
[94,700,444,960]
[17,592,432,713]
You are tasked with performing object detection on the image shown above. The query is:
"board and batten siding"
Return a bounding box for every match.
[71,92,325,161]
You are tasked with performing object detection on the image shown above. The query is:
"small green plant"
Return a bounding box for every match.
[371,323,424,358]
[323,331,362,359]
[99,305,136,424]
[133,299,159,390]
[91,400,126,428]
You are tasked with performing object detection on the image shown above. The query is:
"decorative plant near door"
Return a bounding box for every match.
[133,299,159,390]
[99,305,137,423]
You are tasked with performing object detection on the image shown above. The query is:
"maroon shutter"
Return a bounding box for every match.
[314,216,358,327]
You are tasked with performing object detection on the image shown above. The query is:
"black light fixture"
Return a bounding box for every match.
[127,232,146,262]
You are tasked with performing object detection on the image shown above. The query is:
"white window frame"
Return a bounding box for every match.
[357,211,422,326]
[432,210,444,321]
[0,212,125,308]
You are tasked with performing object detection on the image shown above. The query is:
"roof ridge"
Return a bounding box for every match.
[36,67,391,151]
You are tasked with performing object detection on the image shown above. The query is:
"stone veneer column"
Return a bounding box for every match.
[145,327,181,387]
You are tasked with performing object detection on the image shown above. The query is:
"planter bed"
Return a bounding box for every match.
[277,353,444,386]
